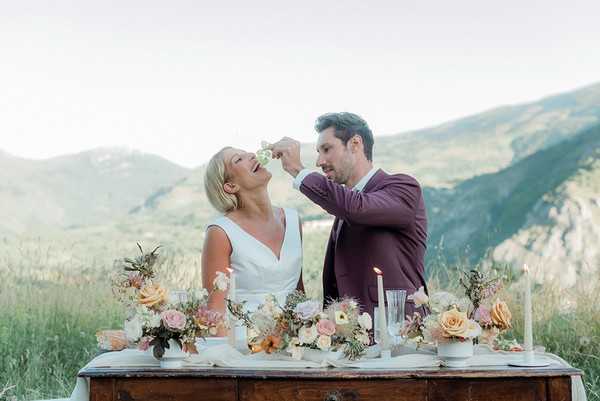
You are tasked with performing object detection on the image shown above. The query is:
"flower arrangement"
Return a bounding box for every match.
[228,291,371,360]
[460,269,512,347]
[402,269,512,347]
[112,244,226,359]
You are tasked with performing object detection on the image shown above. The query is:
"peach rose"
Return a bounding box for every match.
[491,300,512,331]
[439,307,469,338]
[139,284,168,307]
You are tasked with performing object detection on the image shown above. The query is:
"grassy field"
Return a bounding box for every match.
[0,235,598,401]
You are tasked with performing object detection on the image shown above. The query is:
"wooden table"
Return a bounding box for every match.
[80,364,582,401]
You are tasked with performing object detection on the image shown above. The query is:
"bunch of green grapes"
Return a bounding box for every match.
[256,141,272,166]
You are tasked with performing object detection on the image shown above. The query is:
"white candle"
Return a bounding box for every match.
[373,267,390,351]
[523,264,533,359]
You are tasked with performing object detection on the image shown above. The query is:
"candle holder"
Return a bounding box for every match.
[227,315,237,347]
[508,350,550,367]
[373,305,392,358]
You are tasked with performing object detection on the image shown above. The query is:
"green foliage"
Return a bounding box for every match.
[0,281,123,400]
[0,238,598,401]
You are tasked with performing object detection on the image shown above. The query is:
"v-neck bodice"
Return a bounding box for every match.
[222,210,288,262]
[207,208,302,311]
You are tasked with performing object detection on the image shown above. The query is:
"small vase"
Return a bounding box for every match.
[158,339,187,368]
[300,347,344,363]
[437,339,474,368]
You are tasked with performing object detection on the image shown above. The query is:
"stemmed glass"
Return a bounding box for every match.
[373,290,407,346]
[385,289,406,345]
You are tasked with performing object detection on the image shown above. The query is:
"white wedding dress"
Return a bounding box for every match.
[207,207,303,311]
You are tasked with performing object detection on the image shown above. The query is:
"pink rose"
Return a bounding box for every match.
[138,336,152,351]
[127,272,144,289]
[161,309,187,331]
[195,306,223,327]
[474,306,492,327]
[316,319,336,336]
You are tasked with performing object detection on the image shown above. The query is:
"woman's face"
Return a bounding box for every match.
[222,147,272,192]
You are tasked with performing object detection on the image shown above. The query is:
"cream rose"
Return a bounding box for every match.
[357,312,373,330]
[465,320,482,338]
[439,307,469,338]
[491,300,512,330]
[139,284,167,307]
[408,286,429,307]
[317,335,332,351]
[298,325,318,345]
[124,316,143,342]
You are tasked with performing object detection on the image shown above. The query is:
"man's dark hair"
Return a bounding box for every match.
[314,112,374,161]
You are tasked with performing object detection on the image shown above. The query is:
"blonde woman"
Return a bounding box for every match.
[201,147,304,335]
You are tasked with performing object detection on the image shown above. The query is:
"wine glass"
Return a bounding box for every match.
[386,289,406,345]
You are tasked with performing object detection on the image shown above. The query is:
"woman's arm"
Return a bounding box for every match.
[201,225,232,337]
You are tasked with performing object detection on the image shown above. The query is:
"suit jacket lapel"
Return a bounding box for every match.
[335,169,385,240]
[363,169,385,193]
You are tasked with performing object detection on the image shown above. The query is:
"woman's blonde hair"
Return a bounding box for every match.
[204,147,239,213]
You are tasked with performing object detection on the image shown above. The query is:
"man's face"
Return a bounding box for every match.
[315,127,355,185]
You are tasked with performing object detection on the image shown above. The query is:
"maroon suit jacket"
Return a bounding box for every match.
[299,169,428,317]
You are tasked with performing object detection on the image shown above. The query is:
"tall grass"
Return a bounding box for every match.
[0,239,598,401]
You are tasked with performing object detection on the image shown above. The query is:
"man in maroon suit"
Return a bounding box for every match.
[271,112,428,317]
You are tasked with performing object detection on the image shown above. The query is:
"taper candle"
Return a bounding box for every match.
[373,267,390,352]
[523,264,533,360]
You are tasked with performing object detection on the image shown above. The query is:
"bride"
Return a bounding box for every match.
[201,147,304,335]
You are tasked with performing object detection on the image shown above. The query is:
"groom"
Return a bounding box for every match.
[271,112,428,317]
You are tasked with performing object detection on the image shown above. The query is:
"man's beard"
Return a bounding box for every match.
[332,157,353,185]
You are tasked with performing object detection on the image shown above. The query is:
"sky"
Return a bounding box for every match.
[1,0,600,168]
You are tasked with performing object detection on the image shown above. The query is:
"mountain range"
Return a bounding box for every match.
[2,82,600,283]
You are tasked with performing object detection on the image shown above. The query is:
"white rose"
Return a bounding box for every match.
[465,320,482,338]
[429,292,458,313]
[317,335,332,351]
[124,316,143,342]
[298,325,319,345]
[290,346,304,360]
[358,312,373,330]
[147,312,162,328]
[193,288,209,300]
[213,271,229,291]
[407,286,429,307]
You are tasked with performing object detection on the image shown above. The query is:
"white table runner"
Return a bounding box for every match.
[70,345,587,401]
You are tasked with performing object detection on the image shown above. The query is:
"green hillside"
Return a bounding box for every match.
[425,123,600,270]
[0,148,190,234]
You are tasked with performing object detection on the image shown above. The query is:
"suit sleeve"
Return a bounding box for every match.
[299,172,420,228]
